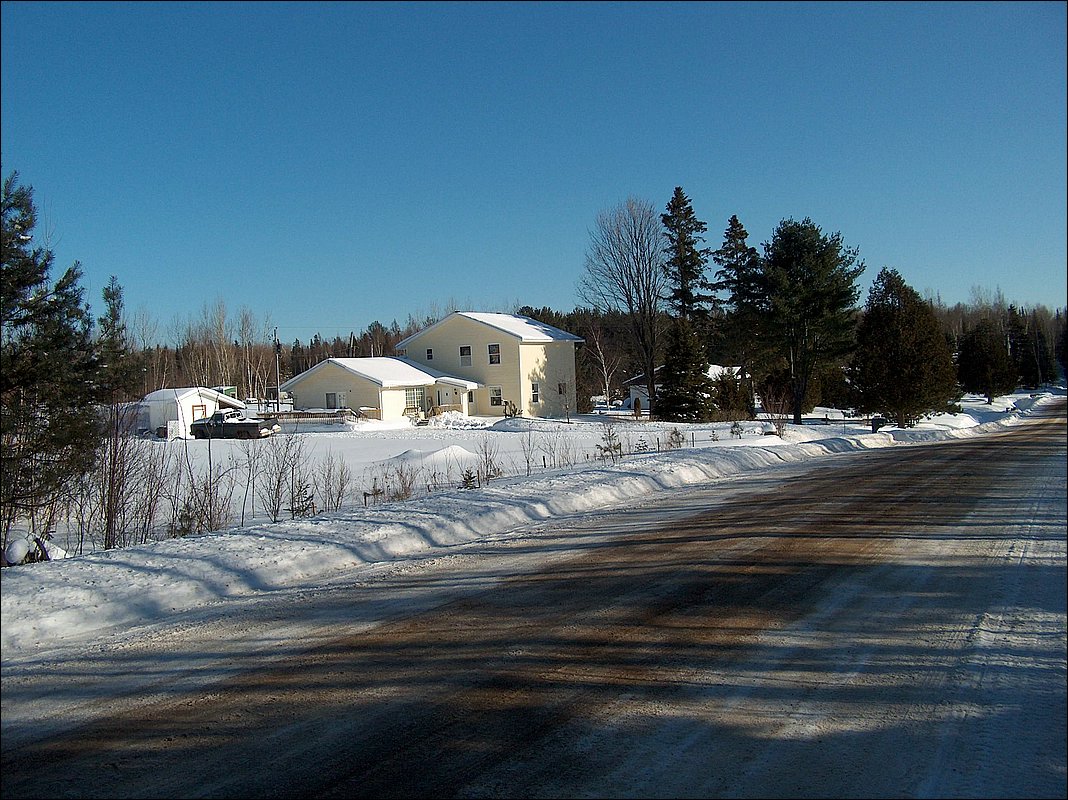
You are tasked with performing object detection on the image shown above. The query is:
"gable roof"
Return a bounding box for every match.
[395,312,584,349]
[281,357,479,391]
[141,387,246,409]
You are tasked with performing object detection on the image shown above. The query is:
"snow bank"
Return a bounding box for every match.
[1,392,1061,658]
[377,445,481,469]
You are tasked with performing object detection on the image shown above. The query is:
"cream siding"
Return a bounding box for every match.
[285,362,383,413]
[401,315,523,415]
[283,359,482,422]
[519,341,578,417]
[400,314,581,418]
[379,388,411,420]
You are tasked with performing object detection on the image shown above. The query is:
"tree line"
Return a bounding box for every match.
[557,188,1065,427]
[2,171,1065,552]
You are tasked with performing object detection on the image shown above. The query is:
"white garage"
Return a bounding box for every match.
[138,387,246,439]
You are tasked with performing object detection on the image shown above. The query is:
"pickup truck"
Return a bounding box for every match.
[189,410,281,440]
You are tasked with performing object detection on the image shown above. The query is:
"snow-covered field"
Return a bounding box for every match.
[1,390,1061,661]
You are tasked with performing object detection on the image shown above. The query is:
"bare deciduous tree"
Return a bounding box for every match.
[579,197,666,414]
[477,434,502,481]
[582,318,624,406]
[258,434,307,523]
[314,450,353,512]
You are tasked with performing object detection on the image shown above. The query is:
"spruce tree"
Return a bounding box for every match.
[96,276,143,550]
[712,215,764,411]
[850,268,959,426]
[1007,307,1058,388]
[658,188,715,421]
[96,275,142,401]
[1,172,100,540]
[660,187,714,319]
[957,317,1018,403]
[657,316,716,421]
[1057,324,1068,381]
[709,369,753,420]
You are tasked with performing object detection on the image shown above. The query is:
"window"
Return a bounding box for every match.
[192,404,207,420]
[488,343,501,365]
[531,383,540,404]
[405,387,425,410]
[489,386,503,407]
[425,348,433,361]
[459,345,472,367]
[558,382,567,395]
[396,348,406,357]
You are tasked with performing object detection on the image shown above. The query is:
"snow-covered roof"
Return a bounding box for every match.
[281,357,479,391]
[623,365,741,387]
[141,387,246,409]
[396,312,584,349]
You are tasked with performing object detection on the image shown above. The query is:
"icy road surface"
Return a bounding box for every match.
[1,400,1065,798]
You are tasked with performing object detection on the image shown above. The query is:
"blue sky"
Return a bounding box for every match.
[2,1,1065,344]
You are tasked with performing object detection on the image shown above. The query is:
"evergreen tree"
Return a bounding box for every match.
[96,276,142,550]
[1031,310,1058,385]
[1057,323,1068,381]
[712,215,764,410]
[1008,307,1057,388]
[660,187,714,319]
[96,276,141,401]
[656,316,716,421]
[957,317,1018,403]
[709,369,753,420]
[657,187,715,421]
[756,218,864,424]
[850,268,959,426]
[1,172,100,540]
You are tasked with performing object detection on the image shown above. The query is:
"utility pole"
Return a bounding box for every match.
[274,327,282,413]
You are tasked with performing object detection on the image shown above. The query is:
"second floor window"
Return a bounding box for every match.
[488,343,501,365]
[459,345,472,367]
[426,348,433,361]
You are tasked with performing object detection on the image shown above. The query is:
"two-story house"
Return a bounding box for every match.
[396,312,584,418]
[281,312,583,422]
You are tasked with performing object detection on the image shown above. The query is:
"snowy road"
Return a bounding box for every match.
[1,401,1065,798]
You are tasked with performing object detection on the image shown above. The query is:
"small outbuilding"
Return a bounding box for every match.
[624,364,743,411]
[138,387,247,439]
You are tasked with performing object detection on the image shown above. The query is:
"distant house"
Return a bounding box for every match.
[395,312,584,418]
[138,387,246,438]
[280,357,479,422]
[624,364,742,409]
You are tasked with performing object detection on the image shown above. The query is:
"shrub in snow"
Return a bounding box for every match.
[427,411,488,430]
[596,423,623,463]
